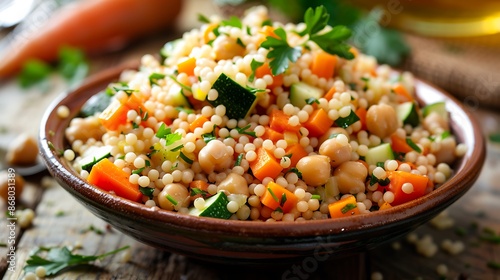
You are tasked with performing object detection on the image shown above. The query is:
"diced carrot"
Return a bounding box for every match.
[189,180,209,191]
[261,126,284,143]
[379,202,393,210]
[99,100,129,131]
[310,51,337,79]
[189,115,209,133]
[87,158,142,202]
[392,83,413,103]
[284,143,308,169]
[302,108,333,138]
[255,62,283,88]
[386,171,429,206]
[390,133,413,154]
[260,181,298,213]
[355,107,367,131]
[99,93,145,131]
[269,109,301,133]
[328,195,360,219]
[324,86,336,101]
[177,57,196,76]
[249,147,283,181]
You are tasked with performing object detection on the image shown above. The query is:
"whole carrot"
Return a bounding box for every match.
[0,0,183,78]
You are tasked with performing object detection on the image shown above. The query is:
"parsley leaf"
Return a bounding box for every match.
[249,59,264,82]
[198,13,211,24]
[58,46,89,86]
[140,186,154,199]
[18,60,52,88]
[23,246,129,276]
[300,6,354,59]
[261,27,302,76]
[221,16,243,29]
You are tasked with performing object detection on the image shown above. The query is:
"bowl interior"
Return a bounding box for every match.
[38,65,485,262]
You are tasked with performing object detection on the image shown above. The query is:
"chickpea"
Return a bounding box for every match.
[65,116,106,143]
[366,103,399,139]
[217,173,250,196]
[6,133,39,166]
[319,137,352,167]
[198,140,233,174]
[0,170,24,202]
[296,155,331,186]
[158,183,189,211]
[318,127,349,147]
[334,161,367,194]
[433,137,457,164]
[213,35,246,61]
[424,112,449,135]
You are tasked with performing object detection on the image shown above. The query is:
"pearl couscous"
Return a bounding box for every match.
[64,6,464,221]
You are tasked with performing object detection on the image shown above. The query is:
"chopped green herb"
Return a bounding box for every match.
[311,194,321,200]
[405,138,422,153]
[156,123,171,138]
[202,124,218,143]
[166,194,178,206]
[113,86,137,96]
[132,122,139,129]
[262,19,273,27]
[165,132,182,146]
[305,97,320,105]
[168,74,192,92]
[198,13,211,23]
[80,224,105,235]
[267,187,279,202]
[236,37,246,48]
[132,167,145,175]
[286,167,303,179]
[58,46,88,86]
[279,193,287,207]
[489,132,500,143]
[18,59,52,88]
[249,59,264,82]
[175,107,194,114]
[23,245,129,276]
[221,15,243,29]
[149,72,166,86]
[190,188,209,198]
[261,27,302,75]
[235,153,244,166]
[340,203,357,214]
[236,124,257,137]
[55,210,65,217]
[334,110,360,128]
[140,186,154,199]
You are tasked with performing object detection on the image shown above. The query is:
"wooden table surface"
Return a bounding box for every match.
[1,1,500,279]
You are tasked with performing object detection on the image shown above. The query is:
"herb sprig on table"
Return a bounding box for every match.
[23,245,129,276]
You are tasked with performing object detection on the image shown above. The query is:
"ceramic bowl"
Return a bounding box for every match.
[39,65,485,265]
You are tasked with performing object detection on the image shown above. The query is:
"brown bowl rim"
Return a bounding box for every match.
[39,64,486,238]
